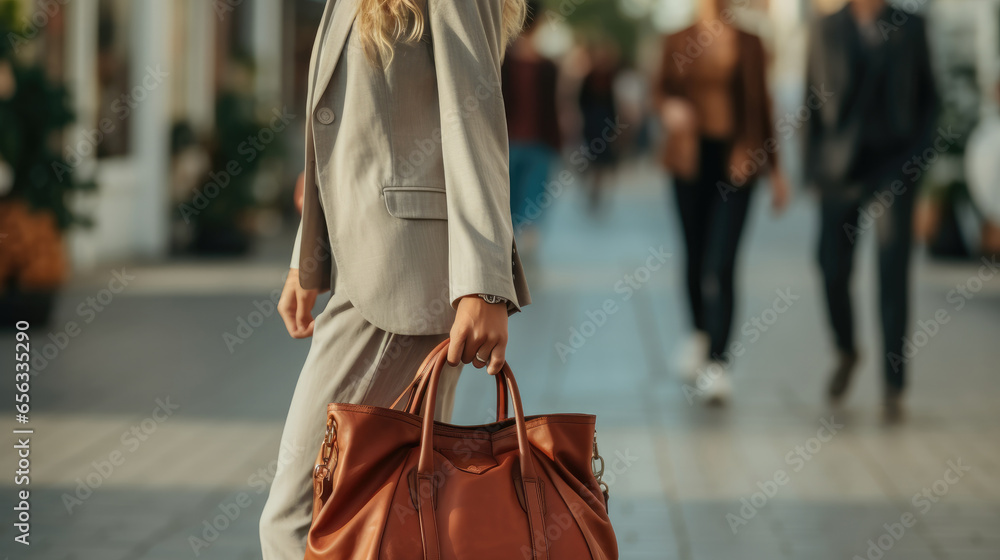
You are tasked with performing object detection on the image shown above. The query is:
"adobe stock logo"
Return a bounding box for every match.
[851,458,970,560]
[554,246,671,362]
[726,416,843,534]
[222,287,282,353]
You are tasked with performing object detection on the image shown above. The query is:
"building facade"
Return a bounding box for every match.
[6,0,322,268]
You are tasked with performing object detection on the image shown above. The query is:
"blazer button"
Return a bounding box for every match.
[316,108,336,125]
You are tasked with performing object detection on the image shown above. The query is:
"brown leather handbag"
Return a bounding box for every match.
[306,339,618,559]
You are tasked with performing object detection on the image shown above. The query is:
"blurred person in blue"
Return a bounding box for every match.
[803,0,939,422]
[502,0,561,247]
[654,0,789,405]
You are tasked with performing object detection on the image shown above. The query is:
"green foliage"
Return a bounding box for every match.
[188,90,283,230]
[541,0,642,63]
[1,0,19,59]
[922,66,978,200]
[0,0,18,30]
[0,4,96,230]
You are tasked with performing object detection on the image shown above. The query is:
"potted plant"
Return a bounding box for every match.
[0,6,95,327]
[183,54,283,256]
[915,65,979,259]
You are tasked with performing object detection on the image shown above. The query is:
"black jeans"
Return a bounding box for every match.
[673,138,755,361]
[818,178,916,392]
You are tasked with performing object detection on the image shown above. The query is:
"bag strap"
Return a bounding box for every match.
[414,340,549,559]
[389,339,449,412]
[389,339,510,422]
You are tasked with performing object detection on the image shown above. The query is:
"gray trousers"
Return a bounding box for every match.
[258,286,460,559]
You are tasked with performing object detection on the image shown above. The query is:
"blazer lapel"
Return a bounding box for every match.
[312,0,359,113]
[307,0,338,114]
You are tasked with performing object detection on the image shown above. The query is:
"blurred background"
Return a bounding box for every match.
[1,0,998,559]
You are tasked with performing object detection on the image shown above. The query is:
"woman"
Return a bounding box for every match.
[259,0,530,557]
[654,0,788,404]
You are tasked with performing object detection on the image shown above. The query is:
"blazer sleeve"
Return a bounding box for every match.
[751,34,779,170]
[290,218,303,269]
[428,0,520,312]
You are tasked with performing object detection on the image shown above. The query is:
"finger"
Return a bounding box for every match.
[295,293,313,333]
[301,320,315,338]
[462,333,484,365]
[474,339,497,370]
[487,339,506,376]
[278,298,297,337]
[448,329,466,366]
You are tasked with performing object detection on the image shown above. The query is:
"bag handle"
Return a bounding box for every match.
[389,339,449,412]
[415,343,534,478]
[389,339,510,422]
[413,340,549,559]
[406,359,509,422]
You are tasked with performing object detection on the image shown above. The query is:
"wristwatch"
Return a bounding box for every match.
[478,294,507,305]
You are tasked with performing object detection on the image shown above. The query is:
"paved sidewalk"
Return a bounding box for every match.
[1,161,998,560]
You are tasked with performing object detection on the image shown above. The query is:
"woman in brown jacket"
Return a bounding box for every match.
[654,0,788,404]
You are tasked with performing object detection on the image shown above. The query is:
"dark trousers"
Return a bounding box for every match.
[673,138,755,360]
[817,178,916,392]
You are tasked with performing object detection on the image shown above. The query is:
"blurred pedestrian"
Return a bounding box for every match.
[804,0,938,422]
[502,0,561,246]
[578,40,622,214]
[654,0,789,404]
[259,0,531,557]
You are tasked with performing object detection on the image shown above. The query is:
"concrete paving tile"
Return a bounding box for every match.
[1,162,997,559]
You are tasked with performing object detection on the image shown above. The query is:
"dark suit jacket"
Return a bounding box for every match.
[803,4,939,191]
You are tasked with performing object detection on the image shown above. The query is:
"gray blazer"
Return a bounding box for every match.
[291,0,531,335]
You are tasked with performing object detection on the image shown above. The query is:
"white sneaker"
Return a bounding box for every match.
[674,331,709,384]
[697,361,732,406]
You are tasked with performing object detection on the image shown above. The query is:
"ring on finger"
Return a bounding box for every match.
[474,352,488,365]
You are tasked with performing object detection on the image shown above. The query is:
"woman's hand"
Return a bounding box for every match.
[659,97,697,132]
[447,296,509,375]
[278,268,320,338]
[659,97,700,181]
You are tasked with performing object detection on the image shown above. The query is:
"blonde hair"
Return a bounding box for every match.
[356,0,528,67]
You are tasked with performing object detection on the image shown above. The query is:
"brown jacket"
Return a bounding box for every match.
[654,25,778,186]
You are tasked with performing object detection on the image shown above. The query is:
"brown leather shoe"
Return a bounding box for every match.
[827,350,859,405]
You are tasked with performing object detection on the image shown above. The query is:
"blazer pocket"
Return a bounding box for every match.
[382,186,448,220]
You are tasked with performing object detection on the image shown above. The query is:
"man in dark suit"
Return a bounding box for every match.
[803,0,939,421]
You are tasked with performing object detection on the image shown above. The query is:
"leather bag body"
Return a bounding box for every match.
[306,340,618,559]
